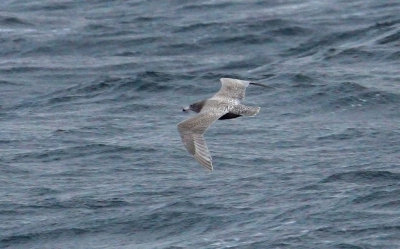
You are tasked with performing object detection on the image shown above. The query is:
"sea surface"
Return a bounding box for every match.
[1,0,400,248]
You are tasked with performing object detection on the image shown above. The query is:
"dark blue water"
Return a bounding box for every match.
[1,0,400,248]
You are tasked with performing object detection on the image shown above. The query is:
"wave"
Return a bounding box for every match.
[271,26,312,36]
[286,18,400,58]
[28,196,129,210]
[23,1,74,11]
[172,22,221,33]
[290,73,316,87]
[378,30,400,45]
[321,170,400,183]
[0,79,19,86]
[1,228,88,247]
[61,71,190,95]
[177,2,232,11]
[352,189,400,205]
[296,81,400,111]
[7,71,193,111]
[286,27,370,57]
[1,200,231,247]
[317,128,363,141]
[11,143,136,164]
[1,71,226,117]
[0,15,32,26]
[199,33,274,46]
[323,47,376,62]
[156,42,203,55]
[386,51,400,60]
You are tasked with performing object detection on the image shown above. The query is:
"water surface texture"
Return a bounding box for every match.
[1,0,400,248]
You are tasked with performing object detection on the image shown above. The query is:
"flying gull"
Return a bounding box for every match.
[177,78,266,171]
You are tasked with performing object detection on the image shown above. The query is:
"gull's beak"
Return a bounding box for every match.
[182,106,190,112]
[249,82,268,88]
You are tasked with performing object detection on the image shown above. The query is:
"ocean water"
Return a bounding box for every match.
[1,0,400,248]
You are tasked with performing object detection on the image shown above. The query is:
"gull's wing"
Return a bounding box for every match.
[177,109,227,170]
[213,78,250,101]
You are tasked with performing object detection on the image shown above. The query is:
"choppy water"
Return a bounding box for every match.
[1,0,400,248]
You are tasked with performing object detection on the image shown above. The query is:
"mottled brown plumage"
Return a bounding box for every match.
[178,78,262,170]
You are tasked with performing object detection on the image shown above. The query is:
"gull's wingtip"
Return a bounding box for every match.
[194,154,213,171]
[249,82,268,88]
[207,162,213,171]
[205,164,213,171]
[203,164,213,171]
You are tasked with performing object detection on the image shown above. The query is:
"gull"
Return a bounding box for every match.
[177,78,266,171]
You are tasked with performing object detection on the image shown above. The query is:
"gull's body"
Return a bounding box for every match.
[177,78,262,170]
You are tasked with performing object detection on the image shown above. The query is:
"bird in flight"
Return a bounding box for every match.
[177,78,265,171]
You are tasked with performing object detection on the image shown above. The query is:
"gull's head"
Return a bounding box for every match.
[182,106,190,112]
[182,100,206,113]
